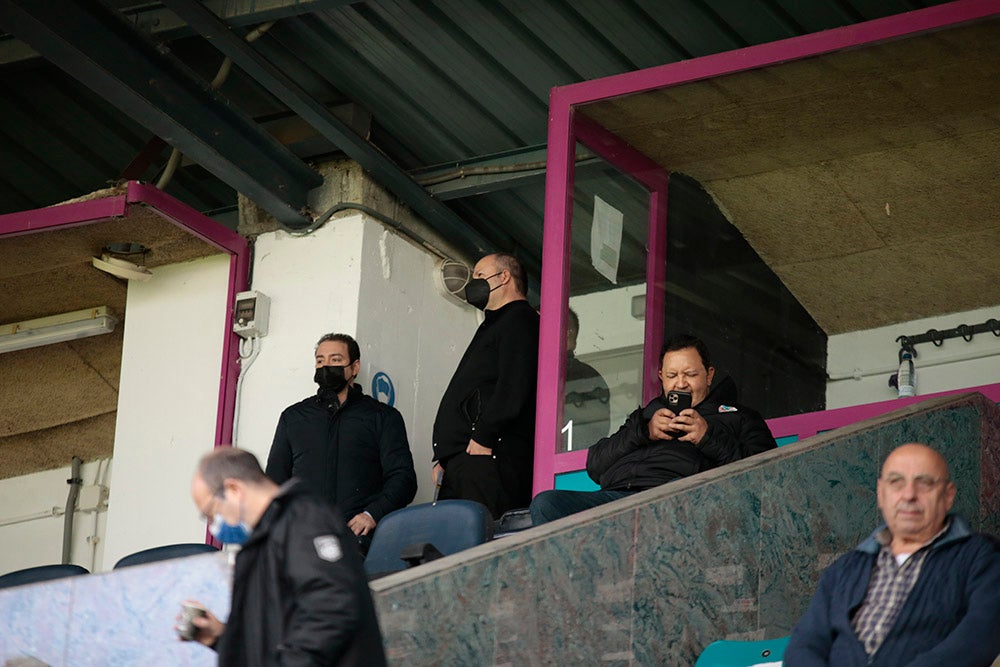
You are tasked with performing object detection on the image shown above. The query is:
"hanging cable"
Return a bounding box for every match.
[62,456,83,565]
[156,21,275,191]
[276,201,451,260]
[232,336,262,449]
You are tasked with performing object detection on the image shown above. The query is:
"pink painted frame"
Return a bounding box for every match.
[534,90,669,494]
[768,382,1000,442]
[0,181,249,452]
[534,0,1000,493]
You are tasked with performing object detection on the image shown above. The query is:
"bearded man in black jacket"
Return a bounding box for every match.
[432,252,539,519]
[266,333,417,554]
[530,334,776,525]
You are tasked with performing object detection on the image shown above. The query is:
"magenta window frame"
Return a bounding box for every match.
[532,0,1000,494]
[0,181,249,451]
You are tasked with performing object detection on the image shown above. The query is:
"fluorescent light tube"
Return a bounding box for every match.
[0,307,118,354]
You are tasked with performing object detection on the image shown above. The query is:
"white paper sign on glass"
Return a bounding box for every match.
[590,195,623,284]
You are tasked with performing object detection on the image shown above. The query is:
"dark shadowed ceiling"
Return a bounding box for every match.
[0,0,967,324]
[3,0,994,479]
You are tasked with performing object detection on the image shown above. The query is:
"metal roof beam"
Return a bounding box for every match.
[0,0,356,64]
[0,0,320,225]
[161,0,493,255]
[412,145,600,201]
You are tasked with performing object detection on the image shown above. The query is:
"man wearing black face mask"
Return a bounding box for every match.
[266,333,417,554]
[432,253,539,519]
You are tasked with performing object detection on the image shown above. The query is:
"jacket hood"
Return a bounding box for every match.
[702,375,739,407]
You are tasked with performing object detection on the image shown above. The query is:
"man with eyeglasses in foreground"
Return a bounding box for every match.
[183,447,386,666]
[785,443,1000,666]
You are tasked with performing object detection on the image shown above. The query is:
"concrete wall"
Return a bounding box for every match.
[229,216,366,464]
[356,225,481,502]
[827,305,1000,408]
[370,392,1000,666]
[1,192,478,575]
[101,255,231,568]
[234,215,480,505]
[0,460,110,575]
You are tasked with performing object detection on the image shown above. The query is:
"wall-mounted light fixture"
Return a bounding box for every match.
[0,307,117,354]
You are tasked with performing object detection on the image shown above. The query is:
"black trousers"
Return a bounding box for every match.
[438,452,531,519]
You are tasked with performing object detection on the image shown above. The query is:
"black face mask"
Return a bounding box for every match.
[314,364,350,395]
[464,271,502,310]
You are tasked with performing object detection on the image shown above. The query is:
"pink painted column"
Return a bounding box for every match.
[533,89,577,495]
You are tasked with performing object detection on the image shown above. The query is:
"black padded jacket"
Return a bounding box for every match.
[266,384,417,523]
[216,480,386,667]
[586,376,776,491]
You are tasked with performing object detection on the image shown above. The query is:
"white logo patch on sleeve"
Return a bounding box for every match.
[314,535,343,562]
[718,405,739,413]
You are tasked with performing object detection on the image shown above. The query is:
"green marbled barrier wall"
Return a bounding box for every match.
[372,392,1000,666]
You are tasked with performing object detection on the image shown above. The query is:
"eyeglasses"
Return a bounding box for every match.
[198,495,221,523]
[881,474,949,493]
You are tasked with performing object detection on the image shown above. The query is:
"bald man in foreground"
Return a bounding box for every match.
[785,443,1000,666]
[185,448,386,666]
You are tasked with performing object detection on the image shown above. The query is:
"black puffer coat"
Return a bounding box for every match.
[266,384,416,522]
[216,481,386,667]
[586,376,776,491]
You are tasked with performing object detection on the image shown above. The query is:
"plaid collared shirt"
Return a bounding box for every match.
[850,522,950,657]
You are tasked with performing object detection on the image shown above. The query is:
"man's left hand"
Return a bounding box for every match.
[669,409,708,444]
[466,439,493,456]
[348,512,377,536]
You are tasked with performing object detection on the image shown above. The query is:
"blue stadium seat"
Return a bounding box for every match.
[113,543,219,569]
[695,636,790,667]
[0,563,89,589]
[365,500,494,579]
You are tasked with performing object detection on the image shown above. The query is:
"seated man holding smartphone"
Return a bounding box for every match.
[529,334,777,525]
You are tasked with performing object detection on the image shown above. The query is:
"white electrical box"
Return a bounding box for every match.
[233,290,270,338]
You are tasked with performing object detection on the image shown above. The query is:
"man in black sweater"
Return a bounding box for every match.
[266,333,417,554]
[530,334,776,524]
[432,253,539,519]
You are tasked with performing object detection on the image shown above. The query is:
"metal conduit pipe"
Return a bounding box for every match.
[827,348,1000,381]
[62,456,83,565]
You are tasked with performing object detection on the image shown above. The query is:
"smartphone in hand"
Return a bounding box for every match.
[665,390,692,439]
[665,390,692,413]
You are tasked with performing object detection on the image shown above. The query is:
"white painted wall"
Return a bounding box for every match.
[101,255,231,569]
[0,459,111,576]
[356,226,481,503]
[827,305,1000,408]
[232,219,365,464]
[236,216,480,506]
[1,214,477,575]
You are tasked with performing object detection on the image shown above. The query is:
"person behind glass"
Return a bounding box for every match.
[432,252,539,519]
[784,443,1000,666]
[183,447,387,666]
[564,308,611,449]
[530,333,776,524]
[266,333,417,556]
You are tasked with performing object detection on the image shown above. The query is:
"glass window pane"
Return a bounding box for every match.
[561,153,650,453]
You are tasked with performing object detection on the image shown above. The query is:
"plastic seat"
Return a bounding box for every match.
[113,542,219,569]
[364,500,494,579]
[0,563,90,589]
[694,636,790,667]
